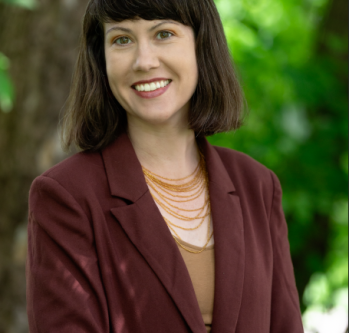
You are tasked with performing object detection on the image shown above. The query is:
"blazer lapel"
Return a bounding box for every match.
[102,133,245,333]
[199,138,245,333]
[102,132,206,333]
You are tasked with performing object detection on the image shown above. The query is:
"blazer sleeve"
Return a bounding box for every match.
[26,175,109,332]
[269,171,304,333]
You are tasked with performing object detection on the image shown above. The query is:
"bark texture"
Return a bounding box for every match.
[0,1,88,332]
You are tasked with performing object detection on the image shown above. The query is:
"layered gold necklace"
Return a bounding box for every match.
[142,151,213,254]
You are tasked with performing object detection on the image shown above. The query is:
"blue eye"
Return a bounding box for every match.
[156,31,173,39]
[114,36,131,45]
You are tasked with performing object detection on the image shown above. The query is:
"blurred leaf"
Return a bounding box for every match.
[0,53,10,71]
[0,73,14,113]
[303,273,331,308]
[0,53,14,113]
[332,200,349,226]
[340,153,348,175]
[0,0,37,9]
[0,0,37,113]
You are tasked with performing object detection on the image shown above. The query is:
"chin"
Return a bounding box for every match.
[138,109,180,125]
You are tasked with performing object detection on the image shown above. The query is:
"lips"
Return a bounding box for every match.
[132,80,172,99]
[131,78,172,88]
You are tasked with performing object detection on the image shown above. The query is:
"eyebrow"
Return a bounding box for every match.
[106,20,180,36]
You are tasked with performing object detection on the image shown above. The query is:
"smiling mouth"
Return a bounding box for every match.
[132,80,172,92]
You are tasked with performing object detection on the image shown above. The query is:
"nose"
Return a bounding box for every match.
[132,42,160,72]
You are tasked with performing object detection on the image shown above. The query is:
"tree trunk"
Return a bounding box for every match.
[0,1,88,331]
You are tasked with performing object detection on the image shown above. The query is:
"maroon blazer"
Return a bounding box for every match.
[26,132,304,333]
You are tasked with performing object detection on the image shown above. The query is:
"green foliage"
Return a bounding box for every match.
[304,200,348,309]
[0,0,37,9]
[0,53,14,113]
[212,0,348,311]
[0,0,38,113]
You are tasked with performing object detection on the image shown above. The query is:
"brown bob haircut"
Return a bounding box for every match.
[62,0,245,152]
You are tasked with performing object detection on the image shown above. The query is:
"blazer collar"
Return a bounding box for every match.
[102,131,236,201]
[198,135,236,194]
[102,131,245,333]
[101,131,149,202]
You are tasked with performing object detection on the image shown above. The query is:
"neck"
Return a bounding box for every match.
[127,121,200,179]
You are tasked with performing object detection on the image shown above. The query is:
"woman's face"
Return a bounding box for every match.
[104,18,198,129]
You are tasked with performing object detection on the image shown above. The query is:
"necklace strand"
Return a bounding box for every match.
[145,176,206,199]
[142,158,201,181]
[142,152,213,254]
[146,179,206,203]
[147,182,209,212]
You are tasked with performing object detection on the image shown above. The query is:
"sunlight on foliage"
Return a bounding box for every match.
[303,283,348,333]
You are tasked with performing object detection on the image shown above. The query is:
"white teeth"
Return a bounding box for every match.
[135,80,170,92]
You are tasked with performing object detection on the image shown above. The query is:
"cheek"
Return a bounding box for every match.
[190,55,199,84]
[179,39,198,85]
[105,52,126,87]
[180,49,198,90]
[105,59,119,85]
[104,53,135,113]
[104,58,124,106]
[166,50,198,88]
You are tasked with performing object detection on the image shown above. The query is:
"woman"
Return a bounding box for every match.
[26,0,304,332]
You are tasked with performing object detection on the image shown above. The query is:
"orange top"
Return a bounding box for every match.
[175,238,215,333]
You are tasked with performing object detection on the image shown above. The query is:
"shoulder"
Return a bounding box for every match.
[213,145,274,181]
[212,145,280,205]
[38,150,104,188]
[29,150,107,212]
[42,150,103,180]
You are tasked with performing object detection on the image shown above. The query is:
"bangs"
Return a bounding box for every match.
[89,0,200,28]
